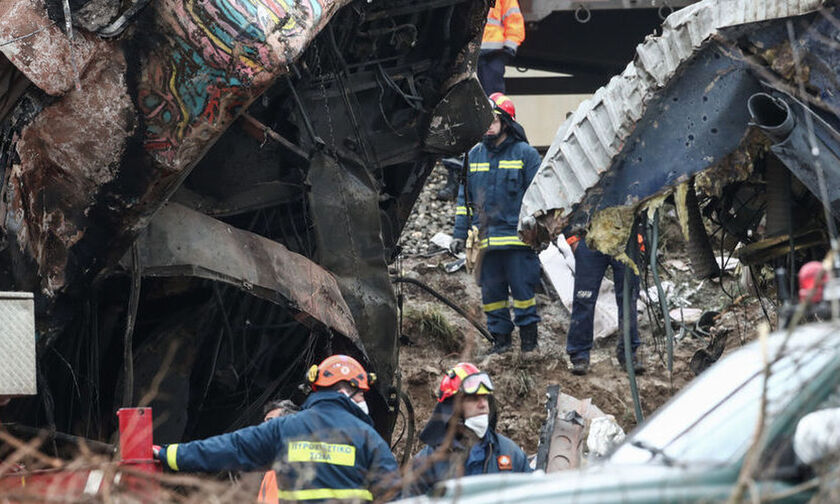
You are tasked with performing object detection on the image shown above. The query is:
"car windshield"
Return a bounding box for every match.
[610,324,839,466]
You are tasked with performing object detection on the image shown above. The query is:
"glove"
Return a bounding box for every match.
[450,238,465,255]
[502,46,516,61]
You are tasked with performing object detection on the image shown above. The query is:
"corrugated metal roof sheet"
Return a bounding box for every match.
[519,0,825,235]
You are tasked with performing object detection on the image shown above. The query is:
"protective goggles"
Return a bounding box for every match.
[460,372,494,395]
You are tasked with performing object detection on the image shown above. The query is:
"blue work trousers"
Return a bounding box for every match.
[477,51,507,95]
[566,240,640,362]
[479,248,541,335]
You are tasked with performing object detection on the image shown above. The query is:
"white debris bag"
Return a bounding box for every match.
[586,415,625,458]
[539,235,622,340]
[429,232,453,251]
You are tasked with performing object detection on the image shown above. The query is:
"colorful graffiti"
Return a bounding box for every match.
[138,0,334,168]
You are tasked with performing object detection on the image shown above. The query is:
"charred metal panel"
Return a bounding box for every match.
[127,202,360,341]
[757,92,840,219]
[572,44,761,233]
[307,151,398,432]
[424,77,493,156]
[0,0,101,96]
[8,45,135,297]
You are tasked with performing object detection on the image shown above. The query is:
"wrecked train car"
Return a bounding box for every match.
[520,0,838,277]
[0,0,491,443]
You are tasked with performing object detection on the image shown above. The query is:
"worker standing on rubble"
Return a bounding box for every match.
[155,355,399,502]
[450,93,542,353]
[478,0,525,95]
[565,236,644,376]
[406,362,531,496]
[437,1,525,201]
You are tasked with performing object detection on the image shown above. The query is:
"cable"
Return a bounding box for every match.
[390,276,494,344]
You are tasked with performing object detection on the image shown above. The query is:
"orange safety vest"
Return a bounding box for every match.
[481,0,525,53]
[257,470,278,503]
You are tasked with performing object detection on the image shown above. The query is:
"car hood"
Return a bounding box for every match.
[398,462,731,504]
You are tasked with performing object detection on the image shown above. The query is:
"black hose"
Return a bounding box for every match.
[650,209,674,376]
[398,390,416,466]
[2,423,116,453]
[623,263,644,424]
[391,276,494,343]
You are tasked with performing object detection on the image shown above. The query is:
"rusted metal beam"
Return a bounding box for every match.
[238,113,309,161]
[126,202,360,342]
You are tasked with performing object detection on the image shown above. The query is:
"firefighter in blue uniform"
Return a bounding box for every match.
[406,362,531,496]
[154,355,399,502]
[450,92,542,353]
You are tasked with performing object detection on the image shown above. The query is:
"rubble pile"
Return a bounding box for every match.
[399,164,456,256]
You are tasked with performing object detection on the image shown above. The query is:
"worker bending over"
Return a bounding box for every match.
[451,93,542,353]
[407,362,531,496]
[155,355,398,502]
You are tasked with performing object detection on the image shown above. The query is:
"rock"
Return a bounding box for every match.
[668,307,703,325]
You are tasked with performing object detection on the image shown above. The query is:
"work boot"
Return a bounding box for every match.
[571,359,590,376]
[519,323,538,353]
[489,333,512,354]
[616,347,646,375]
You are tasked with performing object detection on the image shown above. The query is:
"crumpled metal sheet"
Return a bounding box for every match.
[8,44,135,295]
[306,151,397,430]
[424,77,493,155]
[0,0,350,300]
[129,202,360,342]
[138,0,350,171]
[0,0,100,96]
[519,0,825,241]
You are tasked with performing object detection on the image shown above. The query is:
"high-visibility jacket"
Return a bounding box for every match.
[454,135,541,250]
[481,0,525,53]
[258,470,279,503]
[157,391,398,502]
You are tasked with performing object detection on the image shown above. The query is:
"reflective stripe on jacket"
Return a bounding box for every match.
[157,391,398,502]
[454,136,541,249]
[407,430,531,496]
[481,0,525,52]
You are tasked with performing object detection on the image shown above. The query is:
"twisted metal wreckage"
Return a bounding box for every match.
[521,0,840,294]
[0,0,493,443]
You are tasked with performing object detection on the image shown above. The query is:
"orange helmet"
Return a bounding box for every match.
[489,92,516,121]
[437,362,494,403]
[307,355,376,392]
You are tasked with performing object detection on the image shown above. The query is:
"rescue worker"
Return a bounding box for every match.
[478,0,525,95]
[257,399,300,504]
[154,355,399,502]
[450,93,542,353]
[565,236,644,375]
[406,362,531,496]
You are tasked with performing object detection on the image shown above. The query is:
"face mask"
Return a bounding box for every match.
[340,390,369,416]
[464,414,489,438]
[355,400,370,416]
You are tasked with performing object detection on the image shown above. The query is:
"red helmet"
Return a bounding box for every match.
[489,92,516,121]
[307,355,376,391]
[798,261,827,302]
[437,362,494,403]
